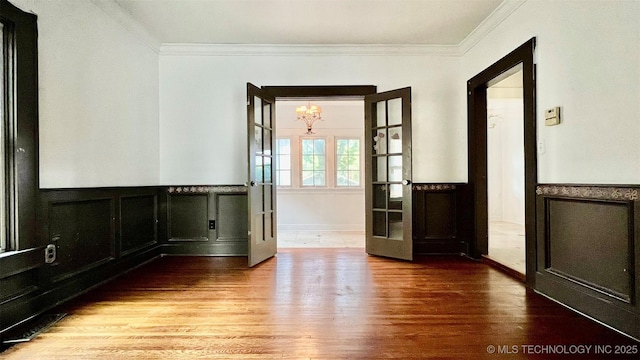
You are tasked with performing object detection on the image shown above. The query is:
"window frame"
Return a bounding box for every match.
[0,0,39,254]
[275,134,363,190]
[299,136,327,187]
[0,15,15,252]
[275,137,292,187]
[334,137,362,188]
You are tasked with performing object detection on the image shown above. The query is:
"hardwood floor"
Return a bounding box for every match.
[2,249,638,359]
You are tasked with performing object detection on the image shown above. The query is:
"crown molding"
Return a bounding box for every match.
[99,0,526,58]
[458,0,527,55]
[159,43,461,57]
[91,0,161,54]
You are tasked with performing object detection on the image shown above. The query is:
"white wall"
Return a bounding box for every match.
[276,101,364,231]
[13,0,160,188]
[159,49,465,185]
[462,0,640,184]
[18,0,638,189]
[487,98,525,225]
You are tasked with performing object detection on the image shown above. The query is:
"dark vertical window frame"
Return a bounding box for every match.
[0,13,11,252]
[0,0,39,254]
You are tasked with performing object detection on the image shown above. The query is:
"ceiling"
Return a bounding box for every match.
[113,0,504,45]
[491,69,523,89]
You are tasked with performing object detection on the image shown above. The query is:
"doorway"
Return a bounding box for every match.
[248,85,414,264]
[274,99,366,249]
[466,38,536,285]
[486,66,525,275]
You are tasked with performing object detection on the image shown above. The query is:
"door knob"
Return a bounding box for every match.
[250,180,257,187]
[402,179,411,186]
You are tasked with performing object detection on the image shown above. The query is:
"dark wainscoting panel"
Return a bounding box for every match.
[162,186,248,256]
[49,199,114,282]
[412,184,469,254]
[0,188,161,337]
[215,194,248,241]
[121,195,158,255]
[210,187,248,255]
[535,184,640,340]
[168,191,209,241]
[547,199,631,301]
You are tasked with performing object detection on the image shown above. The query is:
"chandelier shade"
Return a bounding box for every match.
[296,102,323,135]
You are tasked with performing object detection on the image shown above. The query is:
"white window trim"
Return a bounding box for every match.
[334,137,364,188]
[276,135,364,190]
[299,136,327,188]
[275,137,292,187]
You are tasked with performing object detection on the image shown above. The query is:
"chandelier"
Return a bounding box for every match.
[295,102,323,135]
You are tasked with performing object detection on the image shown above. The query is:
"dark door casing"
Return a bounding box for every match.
[466,38,537,286]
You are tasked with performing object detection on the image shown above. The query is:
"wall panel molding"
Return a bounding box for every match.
[412,183,469,254]
[163,185,248,256]
[536,184,639,340]
[1,187,161,336]
[48,198,115,283]
[120,194,158,256]
[536,185,639,201]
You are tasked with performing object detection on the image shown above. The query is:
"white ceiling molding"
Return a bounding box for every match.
[98,0,525,57]
[158,0,527,57]
[458,0,527,55]
[159,43,461,57]
[91,0,161,53]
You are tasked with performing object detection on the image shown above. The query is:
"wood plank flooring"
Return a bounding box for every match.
[2,249,638,359]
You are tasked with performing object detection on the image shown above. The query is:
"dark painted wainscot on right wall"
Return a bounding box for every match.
[534,184,639,340]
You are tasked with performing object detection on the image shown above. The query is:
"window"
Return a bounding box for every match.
[335,139,360,187]
[276,136,362,189]
[0,1,38,253]
[0,20,9,252]
[301,138,325,186]
[275,138,291,186]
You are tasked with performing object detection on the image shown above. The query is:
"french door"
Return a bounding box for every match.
[365,87,413,261]
[247,83,277,267]
[246,84,412,264]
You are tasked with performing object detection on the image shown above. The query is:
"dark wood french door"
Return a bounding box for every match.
[247,83,277,267]
[364,87,413,261]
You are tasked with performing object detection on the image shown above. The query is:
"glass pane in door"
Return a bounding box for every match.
[264,157,272,183]
[388,127,402,153]
[388,98,402,126]
[263,129,272,155]
[254,96,263,125]
[376,101,386,127]
[388,184,402,210]
[388,155,403,182]
[373,157,387,182]
[388,212,403,240]
[373,184,387,209]
[373,129,387,155]
[255,126,263,154]
[255,156,263,183]
[263,102,271,128]
[373,211,386,237]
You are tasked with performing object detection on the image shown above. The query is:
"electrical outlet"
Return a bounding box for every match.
[45,244,56,264]
[209,220,216,230]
